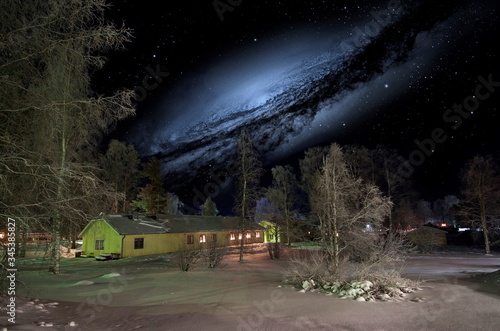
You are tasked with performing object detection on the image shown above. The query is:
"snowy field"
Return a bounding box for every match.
[3,246,500,330]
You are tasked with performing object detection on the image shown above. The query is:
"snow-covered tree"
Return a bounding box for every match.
[0,0,134,274]
[310,143,392,270]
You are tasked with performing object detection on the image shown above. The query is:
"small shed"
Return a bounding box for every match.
[79,214,264,258]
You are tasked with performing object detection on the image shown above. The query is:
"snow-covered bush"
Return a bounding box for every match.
[283,250,340,286]
[283,248,420,301]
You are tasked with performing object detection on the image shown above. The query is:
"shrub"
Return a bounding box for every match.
[175,246,200,272]
[267,242,284,260]
[203,242,227,268]
[283,235,419,301]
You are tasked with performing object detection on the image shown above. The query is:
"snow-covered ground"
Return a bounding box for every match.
[3,247,500,330]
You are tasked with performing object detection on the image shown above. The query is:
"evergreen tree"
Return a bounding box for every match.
[202,196,219,216]
[101,140,140,212]
[132,157,169,214]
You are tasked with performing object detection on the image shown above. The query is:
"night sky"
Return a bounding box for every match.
[95,0,500,214]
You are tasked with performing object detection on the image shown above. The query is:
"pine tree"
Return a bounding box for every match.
[101,140,140,212]
[132,157,169,214]
[202,196,219,216]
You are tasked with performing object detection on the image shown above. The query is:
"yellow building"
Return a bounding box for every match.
[79,214,264,258]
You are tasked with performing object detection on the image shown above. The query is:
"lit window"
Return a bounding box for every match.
[256,232,260,238]
[246,233,251,239]
[95,239,104,250]
[199,234,206,243]
[211,234,217,242]
[134,238,144,249]
[230,233,235,240]
[187,235,194,244]
[238,233,242,240]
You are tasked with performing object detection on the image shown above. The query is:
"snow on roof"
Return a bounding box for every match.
[83,214,263,236]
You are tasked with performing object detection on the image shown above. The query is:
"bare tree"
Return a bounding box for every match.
[459,155,500,254]
[0,0,134,274]
[310,144,392,271]
[234,128,262,262]
[266,165,298,246]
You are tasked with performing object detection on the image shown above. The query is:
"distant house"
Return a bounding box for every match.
[0,228,51,244]
[79,214,264,258]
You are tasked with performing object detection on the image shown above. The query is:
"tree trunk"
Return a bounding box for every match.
[481,203,490,254]
[239,174,247,262]
[113,179,119,213]
[71,225,76,250]
[49,126,67,274]
[19,223,26,258]
[49,218,62,274]
[122,173,129,213]
[385,166,393,234]
[285,211,290,246]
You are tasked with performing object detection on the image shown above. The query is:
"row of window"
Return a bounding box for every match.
[187,232,261,244]
[94,232,263,251]
[230,231,260,241]
[187,233,217,244]
[95,238,144,251]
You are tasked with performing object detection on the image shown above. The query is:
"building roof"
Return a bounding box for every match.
[79,214,263,237]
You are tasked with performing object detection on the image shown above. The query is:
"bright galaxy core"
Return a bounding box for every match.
[125,0,497,198]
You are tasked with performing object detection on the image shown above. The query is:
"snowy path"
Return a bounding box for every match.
[5,250,500,330]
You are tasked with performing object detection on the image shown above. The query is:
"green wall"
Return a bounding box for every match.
[81,219,122,256]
